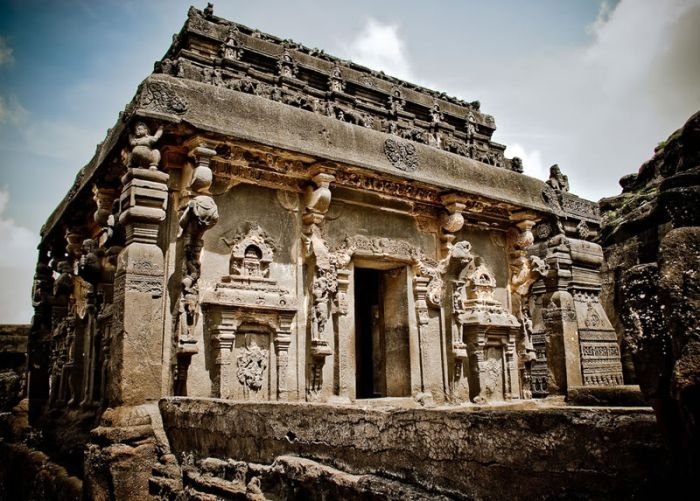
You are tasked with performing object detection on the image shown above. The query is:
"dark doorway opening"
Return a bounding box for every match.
[354,266,410,399]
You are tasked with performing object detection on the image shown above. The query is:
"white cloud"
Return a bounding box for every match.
[505,143,546,181]
[484,0,700,201]
[0,189,38,324]
[0,95,29,125]
[0,36,13,66]
[342,18,414,81]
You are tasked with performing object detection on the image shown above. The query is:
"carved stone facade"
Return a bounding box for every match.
[21,6,630,499]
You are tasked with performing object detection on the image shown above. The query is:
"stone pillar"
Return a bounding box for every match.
[274,312,294,400]
[109,167,169,405]
[335,265,355,401]
[211,325,237,399]
[542,291,581,394]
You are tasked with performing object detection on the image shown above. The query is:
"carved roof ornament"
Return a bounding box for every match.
[430,101,443,126]
[384,138,418,172]
[221,28,242,60]
[328,62,345,93]
[466,112,477,138]
[277,49,298,78]
[388,87,405,116]
[156,7,521,169]
[511,156,524,173]
[134,80,188,117]
[546,164,570,193]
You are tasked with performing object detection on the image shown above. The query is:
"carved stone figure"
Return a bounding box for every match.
[78,239,103,286]
[127,122,163,170]
[221,29,242,60]
[546,164,570,193]
[179,195,219,293]
[236,340,269,392]
[53,260,74,300]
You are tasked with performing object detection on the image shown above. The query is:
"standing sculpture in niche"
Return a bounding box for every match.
[236,339,268,393]
[127,122,163,170]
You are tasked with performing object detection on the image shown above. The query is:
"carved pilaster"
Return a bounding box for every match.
[413,276,430,326]
[507,211,547,399]
[27,251,54,422]
[212,328,236,399]
[274,313,294,400]
[334,269,350,316]
[109,133,169,405]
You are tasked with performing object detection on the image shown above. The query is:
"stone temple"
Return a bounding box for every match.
[3,4,697,500]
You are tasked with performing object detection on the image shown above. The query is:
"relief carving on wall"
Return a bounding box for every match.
[202,222,296,401]
[236,340,269,392]
[451,244,521,403]
[384,138,418,172]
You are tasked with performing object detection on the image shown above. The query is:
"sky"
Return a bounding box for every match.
[0,0,698,323]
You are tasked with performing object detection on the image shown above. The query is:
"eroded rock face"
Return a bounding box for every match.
[601,110,700,479]
[0,325,29,412]
[158,398,668,500]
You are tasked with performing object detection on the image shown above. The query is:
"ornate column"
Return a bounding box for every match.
[211,322,237,399]
[174,143,219,396]
[274,312,295,400]
[507,211,546,399]
[303,168,335,399]
[109,122,169,406]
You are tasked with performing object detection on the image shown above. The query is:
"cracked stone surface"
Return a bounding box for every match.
[159,398,668,500]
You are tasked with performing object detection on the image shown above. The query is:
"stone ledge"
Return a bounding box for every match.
[160,398,669,500]
[567,385,649,407]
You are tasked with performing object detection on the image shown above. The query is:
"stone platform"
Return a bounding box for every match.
[157,398,669,500]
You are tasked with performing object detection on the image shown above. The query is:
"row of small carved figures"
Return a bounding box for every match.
[184,5,481,110]
[153,60,510,168]
[158,55,485,131]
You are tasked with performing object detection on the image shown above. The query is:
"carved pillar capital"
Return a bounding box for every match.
[92,185,119,228]
[187,143,216,194]
[440,193,467,253]
[65,228,84,260]
[303,169,335,233]
[118,168,169,246]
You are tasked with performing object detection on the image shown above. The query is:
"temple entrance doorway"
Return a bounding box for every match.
[354,266,411,399]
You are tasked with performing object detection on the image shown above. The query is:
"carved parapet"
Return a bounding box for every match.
[119,168,169,245]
